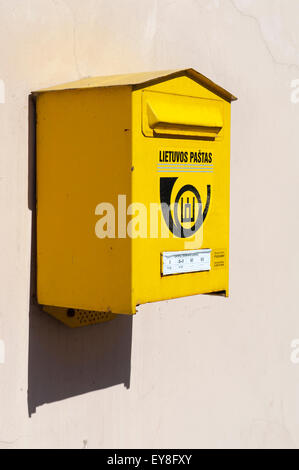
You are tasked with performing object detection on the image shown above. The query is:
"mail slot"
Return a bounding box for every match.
[34,68,237,327]
[143,91,224,139]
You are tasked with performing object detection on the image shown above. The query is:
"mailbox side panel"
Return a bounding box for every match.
[131,76,231,308]
[36,86,133,314]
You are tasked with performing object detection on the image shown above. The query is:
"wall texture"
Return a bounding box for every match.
[0,0,299,449]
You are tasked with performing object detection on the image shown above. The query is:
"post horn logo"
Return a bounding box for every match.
[160,177,211,238]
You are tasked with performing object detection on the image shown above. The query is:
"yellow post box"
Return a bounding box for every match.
[34,69,237,327]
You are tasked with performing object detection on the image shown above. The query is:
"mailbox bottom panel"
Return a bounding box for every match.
[43,306,117,328]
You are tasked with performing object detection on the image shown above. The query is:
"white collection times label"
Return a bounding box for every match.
[162,249,212,276]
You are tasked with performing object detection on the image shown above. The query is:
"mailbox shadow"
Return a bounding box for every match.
[27,95,132,416]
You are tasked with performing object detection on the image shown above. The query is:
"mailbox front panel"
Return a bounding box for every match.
[131,76,231,308]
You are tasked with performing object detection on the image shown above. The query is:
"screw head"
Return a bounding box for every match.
[67,308,75,318]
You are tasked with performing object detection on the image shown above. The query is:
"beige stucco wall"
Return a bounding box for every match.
[0,0,299,449]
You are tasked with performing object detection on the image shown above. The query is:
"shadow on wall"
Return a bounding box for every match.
[27,95,132,417]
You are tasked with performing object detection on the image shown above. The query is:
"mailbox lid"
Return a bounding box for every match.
[33,68,237,103]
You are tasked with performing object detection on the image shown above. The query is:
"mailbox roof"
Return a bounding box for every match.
[34,68,237,103]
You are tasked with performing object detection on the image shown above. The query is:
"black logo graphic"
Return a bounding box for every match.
[160,178,211,238]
